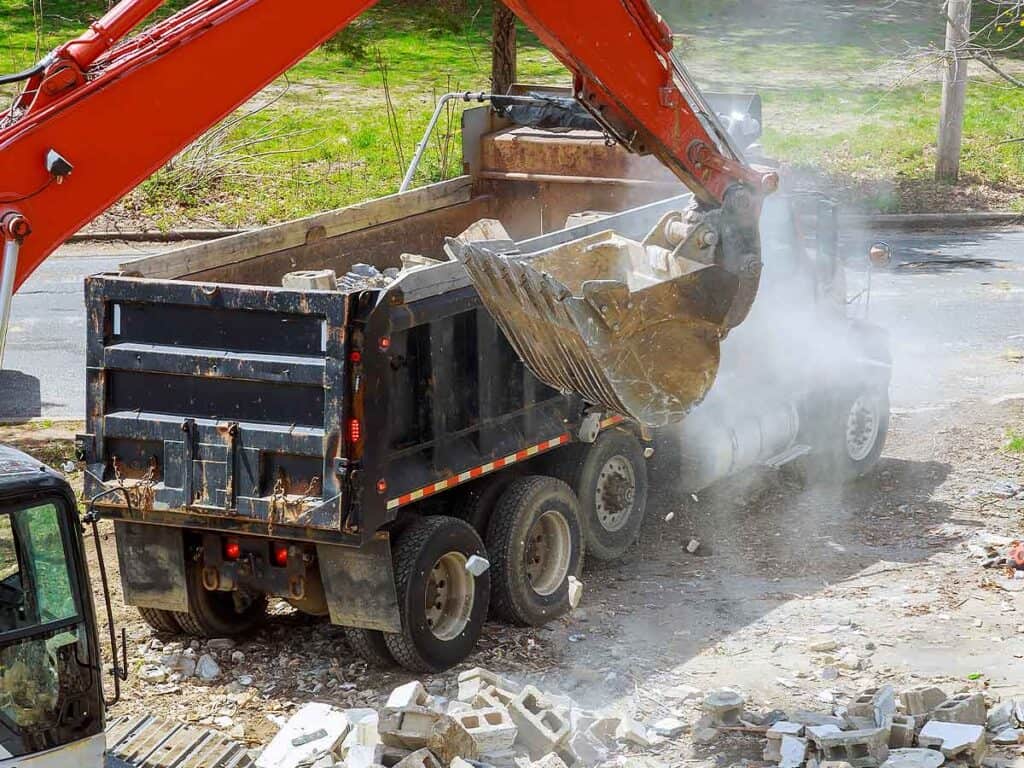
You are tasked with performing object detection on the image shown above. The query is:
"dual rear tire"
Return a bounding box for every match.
[346,475,586,671]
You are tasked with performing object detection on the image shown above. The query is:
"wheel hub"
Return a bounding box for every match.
[845,395,880,462]
[424,552,474,641]
[525,510,572,596]
[594,455,636,532]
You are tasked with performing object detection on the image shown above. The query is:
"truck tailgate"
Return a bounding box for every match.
[81,276,350,535]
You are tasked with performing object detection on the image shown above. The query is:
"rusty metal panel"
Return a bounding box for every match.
[113,521,188,612]
[317,536,401,633]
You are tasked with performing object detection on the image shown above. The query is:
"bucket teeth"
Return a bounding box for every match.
[450,235,736,428]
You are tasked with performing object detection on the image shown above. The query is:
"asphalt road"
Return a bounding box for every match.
[1,228,1023,421]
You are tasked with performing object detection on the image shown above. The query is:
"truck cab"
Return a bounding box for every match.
[0,446,105,767]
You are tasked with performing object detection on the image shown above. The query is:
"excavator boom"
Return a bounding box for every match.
[0,0,776,423]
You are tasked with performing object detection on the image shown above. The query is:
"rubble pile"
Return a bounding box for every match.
[252,674,1024,768]
[700,684,1021,768]
[253,667,681,768]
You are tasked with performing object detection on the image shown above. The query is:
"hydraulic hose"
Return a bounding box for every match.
[0,54,54,86]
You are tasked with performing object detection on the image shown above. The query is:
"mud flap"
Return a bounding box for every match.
[113,522,188,613]
[317,535,401,633]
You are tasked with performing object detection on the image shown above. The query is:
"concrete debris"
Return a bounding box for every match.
[918,720,986,765]
[899,686,948,717]
[465,555,491,577]
[256,702,350,768]
[567,576,584,610]
[701,689,745,726]
[686,538,700,554]
[195,653,222,682]
[930,693,987,726]
[251,668,1024,768]
[880,749,945,768]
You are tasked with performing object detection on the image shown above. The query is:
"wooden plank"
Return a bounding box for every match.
[124,176,475,279]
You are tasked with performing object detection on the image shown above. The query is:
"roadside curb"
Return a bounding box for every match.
[842,212,1024,231]
[66,212,1024,244]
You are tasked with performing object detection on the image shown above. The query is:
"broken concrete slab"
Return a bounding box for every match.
[880,749,945,768]
[930,693,987,726]
[917,720,986,766]
[987,701,1016,733]
[389,682,431,709]
[529,754,568,768]
[256,702,350,768]
[566,730,608,765]
[992,728,1022,745]
[650,717,686,738]
[394,748,443,768]
[780,735,808,768]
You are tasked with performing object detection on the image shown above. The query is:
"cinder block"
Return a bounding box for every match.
[930,693,986,726]
[508,687,571,759]
[614,719,655,748]
[701,690,744,726]
[567,730,608,766]
[807,726,890,768]
[917,720,986,766]
[899,686,947,717]
[456,708,518,753]
[848,686,896,729]
[389,682,431,709]
[381,746,413,767]
[458,668,520,703]
[472,684,517,711]
[380,707,441,751]
[394,748,442,768]
[888,715,916,749]
[256,702,350,768]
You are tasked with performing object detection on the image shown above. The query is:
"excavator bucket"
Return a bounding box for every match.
[450,214,742,427]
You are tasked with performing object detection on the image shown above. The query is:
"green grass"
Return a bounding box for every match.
[2,0,1024,225]
[1006,429,1024,454]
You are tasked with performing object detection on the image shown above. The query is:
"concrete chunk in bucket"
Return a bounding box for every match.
[449,229,738,427]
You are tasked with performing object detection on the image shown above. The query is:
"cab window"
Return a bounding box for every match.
[0,502,77,634]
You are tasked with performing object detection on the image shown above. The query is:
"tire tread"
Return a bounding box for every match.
[137,606,181,633]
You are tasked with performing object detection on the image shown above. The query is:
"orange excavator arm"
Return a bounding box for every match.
[0,0,776,360]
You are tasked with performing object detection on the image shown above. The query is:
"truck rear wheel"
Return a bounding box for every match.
[343,627,394,668]
[452,472,516,537]
[551,430,648,561]
[806,388,890,481]
[486,476,584,626]
[383,516,490,672]
[174,562,268,637]
[137,606,181,634]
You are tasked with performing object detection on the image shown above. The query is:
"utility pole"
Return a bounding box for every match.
[936,0,972,182]
[491,2,517,95]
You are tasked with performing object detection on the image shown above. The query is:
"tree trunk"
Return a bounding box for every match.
[491,3,517,95]
[936,0,972,182]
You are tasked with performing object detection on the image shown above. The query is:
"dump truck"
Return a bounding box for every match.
[74,95,891,674]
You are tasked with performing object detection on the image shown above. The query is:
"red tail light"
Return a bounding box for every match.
[347,418,362,444]
[349,350,362,363]
[272,543,288,568]
[223,539,241,561]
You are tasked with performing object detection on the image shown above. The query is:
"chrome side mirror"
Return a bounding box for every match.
[868,242,892,268]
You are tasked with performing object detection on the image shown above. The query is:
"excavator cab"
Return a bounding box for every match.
[0,446,105,765]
